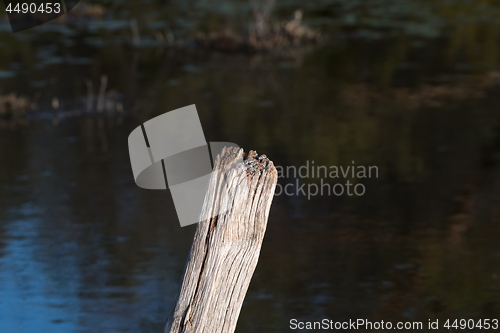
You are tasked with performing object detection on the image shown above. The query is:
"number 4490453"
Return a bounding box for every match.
[444,319,499,330]
[5,3,61,14]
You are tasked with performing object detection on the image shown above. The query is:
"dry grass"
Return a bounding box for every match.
[0,93,31,118]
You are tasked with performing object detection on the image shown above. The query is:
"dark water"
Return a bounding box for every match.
[2,1,500,332]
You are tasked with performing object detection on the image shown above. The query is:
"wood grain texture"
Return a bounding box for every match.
[164,147,278,333]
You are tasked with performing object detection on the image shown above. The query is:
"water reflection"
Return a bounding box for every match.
[1,56,500,332]
[0,121,195,332]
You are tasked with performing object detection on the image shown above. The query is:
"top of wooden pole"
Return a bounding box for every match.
[165,147,278,333]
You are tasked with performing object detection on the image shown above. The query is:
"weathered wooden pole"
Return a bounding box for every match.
[164,147,278,333]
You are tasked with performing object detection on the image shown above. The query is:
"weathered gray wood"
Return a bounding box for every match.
[164,147,278,333]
